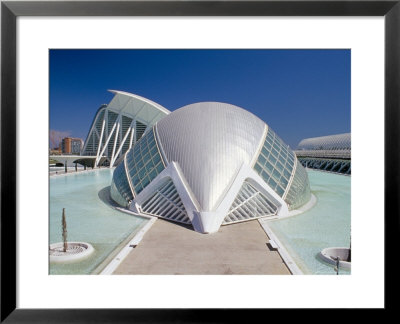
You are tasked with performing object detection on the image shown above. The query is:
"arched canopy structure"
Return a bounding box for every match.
[297,133,351,151]
[295,133,351,175]
[82,90,170,167]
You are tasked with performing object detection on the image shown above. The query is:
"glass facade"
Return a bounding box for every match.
[253,127,296,198]
[110,158,133,207]
[253,126,311,210]
[284,160,311,210]
[125,127,166,196]
[110,127,166,207]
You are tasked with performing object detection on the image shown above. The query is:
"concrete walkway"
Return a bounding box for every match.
[113,218,290,275]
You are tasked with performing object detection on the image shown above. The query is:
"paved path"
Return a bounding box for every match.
[113,218,290,275]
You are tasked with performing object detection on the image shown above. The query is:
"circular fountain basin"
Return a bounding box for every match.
[319,247,351,269]
[49,242,94,263]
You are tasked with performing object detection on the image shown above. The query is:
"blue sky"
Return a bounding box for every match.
[50,49,350,149]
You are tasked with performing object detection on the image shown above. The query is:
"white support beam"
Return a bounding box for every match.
[82,107,105,154]
[110,120,135,167]
[95,121,117,167]
[95,118,106,164]
[110,117,121,168]
[128,123,135,150]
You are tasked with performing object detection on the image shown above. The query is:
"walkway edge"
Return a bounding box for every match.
[100,216,157,275]
[258,218,303,275]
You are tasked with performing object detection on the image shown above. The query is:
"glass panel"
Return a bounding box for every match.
[252,126,305,200]
[269,155,277,165]
[150,145,158,157]
[142,152,150,163]
[149,169,157,180]
[284,161,311,210]
[278,154,286,164]
[275,161,284,172]
[276,186,284,197]
[271,148,279,158]
[145,160,154,172]
[152,154,161,165]
[110,158,134,207]
[254,163,262,174]
[132,175,140,186]
[156,162,164,173]
[283,168,291,180]
[136,159,144,171]
[261,171,270,183]
[268,177,277,189]
[279,176,288,188]
[261,147,270,158]
[263,140,272,150]
[135,183,143,194]
[138,167,146,179]
[272,169,281,180]
[121,128,166,195]
[265,161,274,173]
[258,154,266,165]
[141,176,150,188]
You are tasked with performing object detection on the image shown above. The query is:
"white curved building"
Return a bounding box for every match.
[110,96,311,234]
[82,90,170,167]
[295,133,351,174]
[297,133,351,151]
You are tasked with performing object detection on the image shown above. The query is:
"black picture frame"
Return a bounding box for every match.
[1,0,398,322]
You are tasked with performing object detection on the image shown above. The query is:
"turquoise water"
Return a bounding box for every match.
[49,169,147,274]
[268,170,351,275]
[49,168,350,275]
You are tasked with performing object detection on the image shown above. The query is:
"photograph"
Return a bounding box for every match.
[1,0,397,320]
[49,49,351,276]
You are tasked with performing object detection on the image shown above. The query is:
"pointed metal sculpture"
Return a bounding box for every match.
[334,257,340,275]
[62,208,68,252]
[348,234,351,262]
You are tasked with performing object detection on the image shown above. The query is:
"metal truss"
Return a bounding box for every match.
[298,157,351,175]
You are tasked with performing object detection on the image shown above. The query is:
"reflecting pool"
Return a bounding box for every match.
[49,169,147,274]
[268,170,351,275]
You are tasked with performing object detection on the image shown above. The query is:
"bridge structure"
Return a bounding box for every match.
[49,155,107,168]
[295,133,351,175]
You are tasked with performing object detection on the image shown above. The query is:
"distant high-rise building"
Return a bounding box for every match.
[61,137,83,154]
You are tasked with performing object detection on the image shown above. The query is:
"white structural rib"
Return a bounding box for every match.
[297,133,351,151]
[83,90,170,167]
[95,118,106,161]
[110,120,135,167]
[95,122,117,166]
[110,117,121,167]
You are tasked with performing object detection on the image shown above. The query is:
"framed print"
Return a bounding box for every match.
[1,0,398,321]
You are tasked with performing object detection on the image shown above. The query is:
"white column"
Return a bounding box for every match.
[110,120,135,167]
[110,117,121,168]
[95,118,106,164]
[95,122,117,167]
[128,122,135,150]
